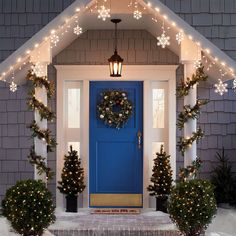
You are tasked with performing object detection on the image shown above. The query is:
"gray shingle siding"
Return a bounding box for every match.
[0,0,235,202]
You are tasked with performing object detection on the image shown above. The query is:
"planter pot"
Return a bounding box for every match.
[66,195,77,212]
[156,196,168,212]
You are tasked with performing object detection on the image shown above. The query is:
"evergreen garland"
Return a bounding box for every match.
[178,128,204,156]
[177,66,208,98]
[26,70,55,180]
[178,158,202,182]
[177,99,209,130]
[147,145,173,197]
[58,146,86,196]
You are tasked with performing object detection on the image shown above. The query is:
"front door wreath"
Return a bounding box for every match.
[97,90,133,129]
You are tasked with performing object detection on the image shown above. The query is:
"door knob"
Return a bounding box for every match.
[137,131,142,149]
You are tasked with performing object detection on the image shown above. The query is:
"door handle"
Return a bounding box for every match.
[137,131,142,149]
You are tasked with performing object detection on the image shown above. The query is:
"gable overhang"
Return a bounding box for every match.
[0,0,235,84]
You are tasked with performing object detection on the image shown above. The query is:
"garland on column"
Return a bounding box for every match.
[177,65,208,181]
[26,70,56,180]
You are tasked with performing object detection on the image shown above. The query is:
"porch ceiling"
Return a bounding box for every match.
[0,0,235,84]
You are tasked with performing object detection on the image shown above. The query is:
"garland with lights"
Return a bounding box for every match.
[97,90,133,129]
[26,70,56,180]
[178,158,203,182]
[178,128,204,156]
[177,66,208,98]
[177,99,209,130]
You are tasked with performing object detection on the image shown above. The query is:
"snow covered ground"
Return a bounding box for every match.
[0,208,235,236]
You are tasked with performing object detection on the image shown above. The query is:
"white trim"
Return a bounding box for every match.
[55,65,177,209]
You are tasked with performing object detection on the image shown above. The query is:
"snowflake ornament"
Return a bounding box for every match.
[233,79,236,91]
[10,81,17,92]
[133,10,142,20]
[176,31,184,45]
[50,33,59,47]
[214,79,228,96]
[73,25,83,35]
[98,5,110,21]
[157,32,170,48]
[31,63,45,77]
[194,60,202,69]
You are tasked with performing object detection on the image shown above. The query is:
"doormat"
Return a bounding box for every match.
[91,208,141,215]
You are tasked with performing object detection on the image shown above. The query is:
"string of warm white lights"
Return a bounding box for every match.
[1,0,235,95]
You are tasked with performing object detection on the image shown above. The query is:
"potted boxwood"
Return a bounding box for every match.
[147,145,173,212]
[2,179,55,236]
[58,145,86,212]
[168,179,217,236]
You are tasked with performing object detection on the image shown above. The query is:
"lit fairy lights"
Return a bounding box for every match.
[98,5,110,21]
[10,81,17,92]
[31,63,45,77]
[176,31,184,45]
[50,32,59,47]
[214,79,228,96]
[133,9,142,19]
[194,59,202,69]
[233,79,236,92]
[157,22,170,48]
[73,25,83,35]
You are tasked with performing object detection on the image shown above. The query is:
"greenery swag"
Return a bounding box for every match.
[97,90,133,129]
[26,70,56,180]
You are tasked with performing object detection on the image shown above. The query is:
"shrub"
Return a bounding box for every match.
[2,179,55,236]
[168,179,217,236]
[211,147,236,205]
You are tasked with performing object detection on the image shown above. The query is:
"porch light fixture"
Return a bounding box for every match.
[108,19,123,77]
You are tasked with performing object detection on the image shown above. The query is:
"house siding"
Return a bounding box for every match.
[0,0,235,203]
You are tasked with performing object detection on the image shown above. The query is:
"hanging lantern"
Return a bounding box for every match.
[108,19,123,77]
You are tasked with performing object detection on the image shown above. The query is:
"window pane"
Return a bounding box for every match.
[68,88,80,128]
[149,142,164,175]
[152,89,164,128]
[68,142,80,154]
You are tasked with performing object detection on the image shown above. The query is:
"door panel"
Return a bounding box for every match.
[89,81,143,207]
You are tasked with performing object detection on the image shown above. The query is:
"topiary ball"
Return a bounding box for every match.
[168,179,217,236]
[2,179,55,236]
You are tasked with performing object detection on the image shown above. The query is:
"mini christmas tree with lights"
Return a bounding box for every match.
[147,145,173,212]
[58,145,86,212]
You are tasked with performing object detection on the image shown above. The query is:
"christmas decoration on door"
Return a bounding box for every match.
[97,90,133,129]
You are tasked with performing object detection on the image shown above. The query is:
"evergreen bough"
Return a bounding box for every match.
[168,179,217,236]
[58,145,86,196]
[147,145,173,196]
[2,179,55,236]
[211,147,236,205]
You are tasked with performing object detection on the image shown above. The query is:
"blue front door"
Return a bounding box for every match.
[89,81,143,208]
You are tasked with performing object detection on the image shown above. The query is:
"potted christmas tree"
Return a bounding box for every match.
[147,145,173,212]
[58,146,86,212]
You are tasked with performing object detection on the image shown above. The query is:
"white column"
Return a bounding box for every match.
[183,62,197,167]
[33,62,48,181]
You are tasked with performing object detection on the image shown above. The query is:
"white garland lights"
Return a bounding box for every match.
[157,21,170,48]
[176,31,184,45]
[214,79,228,96]
[1,0,235,95]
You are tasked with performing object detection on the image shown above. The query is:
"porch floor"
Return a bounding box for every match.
[49,209,179,236]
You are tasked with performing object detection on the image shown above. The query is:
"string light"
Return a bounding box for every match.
[31,62,45,77]
[214,79,228,96]
[233,79,236,92]
[50,31,59,47]
[194,59,202,69]
[98,5,110,21]
[133,1,142,20]
[176,31,184,45]
[73,24,83,35]
[157,21,170,48]
[10,81,17,92]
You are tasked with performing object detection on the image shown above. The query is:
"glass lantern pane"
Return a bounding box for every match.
[68,88,80,128]
[152,89,165,128]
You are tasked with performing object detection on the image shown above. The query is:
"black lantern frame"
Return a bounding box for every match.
[108,19,124,77]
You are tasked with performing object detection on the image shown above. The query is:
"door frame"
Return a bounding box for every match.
[55,65,178,210]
